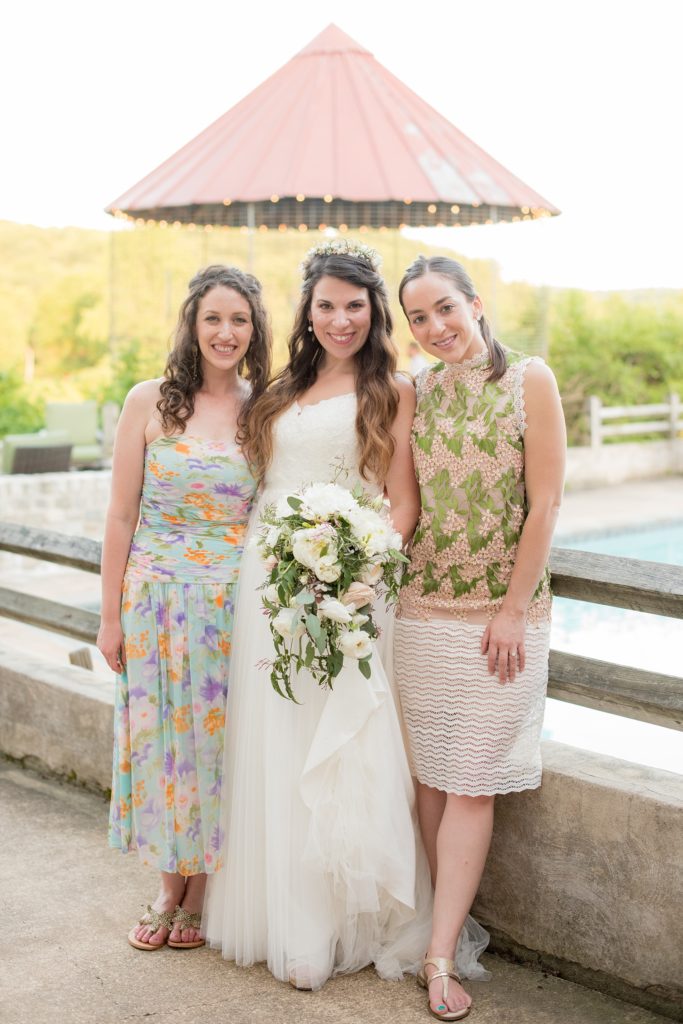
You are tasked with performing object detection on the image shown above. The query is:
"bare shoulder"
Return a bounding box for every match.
[523,359,560,400]
[394,373,416,401]
[124,377,164,410]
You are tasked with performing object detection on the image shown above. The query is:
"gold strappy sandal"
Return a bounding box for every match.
[167,905,205,949]
[417,956,471,1021]
[127,904,174,950]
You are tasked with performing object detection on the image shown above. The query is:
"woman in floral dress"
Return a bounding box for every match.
[98,265,271,950]
[395,256,566,1020]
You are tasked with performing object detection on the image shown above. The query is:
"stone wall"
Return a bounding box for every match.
[0,469,111,571]
[0,469,111,538]
[565,439,683,490]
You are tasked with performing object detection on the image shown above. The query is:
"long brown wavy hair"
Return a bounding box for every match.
[399,255,507,382]
[241,251,399,484]
[157,264,272,434]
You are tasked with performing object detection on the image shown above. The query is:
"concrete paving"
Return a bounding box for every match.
[2,759,674,1024]
[555,475,682,540]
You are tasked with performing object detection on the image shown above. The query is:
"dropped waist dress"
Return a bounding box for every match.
[108,435,256,875]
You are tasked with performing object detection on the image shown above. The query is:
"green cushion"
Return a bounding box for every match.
[45,401,99,446]
[71,444,104,466]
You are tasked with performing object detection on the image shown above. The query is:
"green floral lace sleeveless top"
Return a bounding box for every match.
[400,349,552,624]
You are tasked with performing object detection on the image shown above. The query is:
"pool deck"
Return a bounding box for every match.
[555,476,682,540]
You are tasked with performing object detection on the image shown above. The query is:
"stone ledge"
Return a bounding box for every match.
[474,741,682,1018]
[0,645,113,792]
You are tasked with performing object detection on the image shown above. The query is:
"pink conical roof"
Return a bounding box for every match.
[108,24,557,225]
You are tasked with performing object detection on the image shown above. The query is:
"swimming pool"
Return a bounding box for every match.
[545,521,682,774]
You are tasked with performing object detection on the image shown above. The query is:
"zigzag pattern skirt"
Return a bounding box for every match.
[394,619,550,796]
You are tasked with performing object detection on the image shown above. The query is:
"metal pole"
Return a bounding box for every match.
[247,203,255,272]
[108,229,116,358]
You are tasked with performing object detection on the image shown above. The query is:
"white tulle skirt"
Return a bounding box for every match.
[203,510,489,989]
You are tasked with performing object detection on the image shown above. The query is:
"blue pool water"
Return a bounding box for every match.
[545,522,682,774]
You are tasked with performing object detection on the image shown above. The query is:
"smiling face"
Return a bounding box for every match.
[309,275,372,365]
[195,285,253,375]
[401,271,486,364]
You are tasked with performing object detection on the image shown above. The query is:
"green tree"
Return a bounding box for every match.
[0,370,44,438]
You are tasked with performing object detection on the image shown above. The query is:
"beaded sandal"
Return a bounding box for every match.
[417,956,471,1021]
[167,905,205,949]
[127,904,174,951]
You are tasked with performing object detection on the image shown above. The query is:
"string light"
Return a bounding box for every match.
[427,204,437,214]
[323,194,333,203]
[450,204,460,214]
[270,195,279,203]
[223,199,232,206]
[296,194,305,202]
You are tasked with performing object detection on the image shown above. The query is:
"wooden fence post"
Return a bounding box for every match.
[589,395,602,450]
[669,393,680,440]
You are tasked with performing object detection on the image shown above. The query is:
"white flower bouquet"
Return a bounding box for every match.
[255,482,407,701]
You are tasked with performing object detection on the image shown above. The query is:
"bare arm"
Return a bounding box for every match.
[482,361,566,682]
[97,381,159,671]
[384,376,420,544]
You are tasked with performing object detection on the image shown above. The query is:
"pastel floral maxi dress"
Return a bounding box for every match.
[108,436,256,875]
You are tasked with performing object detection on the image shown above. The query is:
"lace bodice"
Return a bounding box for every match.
[399,350,552,623]
[260,393,383,501]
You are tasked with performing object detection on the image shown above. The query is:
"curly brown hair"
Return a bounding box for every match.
[157,265,272,434]
[399,255,507,382]
[241,251,399,484]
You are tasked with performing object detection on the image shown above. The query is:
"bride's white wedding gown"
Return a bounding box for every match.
[203,393,489,989]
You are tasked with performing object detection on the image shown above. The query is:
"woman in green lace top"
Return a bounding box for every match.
[395,255,566,1021]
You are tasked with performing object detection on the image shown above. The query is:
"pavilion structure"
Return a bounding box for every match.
[107,24,558,234]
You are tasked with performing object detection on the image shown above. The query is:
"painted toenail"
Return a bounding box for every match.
[438,1006,446,1011]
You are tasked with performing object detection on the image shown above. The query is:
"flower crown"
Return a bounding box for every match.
[300,238,382,274]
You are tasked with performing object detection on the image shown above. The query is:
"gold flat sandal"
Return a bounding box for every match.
[417,956,471,1021]
[167,905,205,949]
[127,904,174,951]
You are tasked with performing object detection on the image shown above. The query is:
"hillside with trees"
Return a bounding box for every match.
[1,219,681,444]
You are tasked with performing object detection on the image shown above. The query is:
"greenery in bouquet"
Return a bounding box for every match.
[255,482,408,701]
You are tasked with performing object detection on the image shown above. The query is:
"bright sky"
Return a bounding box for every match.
[2,0,681,290]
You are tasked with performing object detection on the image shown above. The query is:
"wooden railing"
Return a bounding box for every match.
[589,393,681,449]
[0,522,682,731]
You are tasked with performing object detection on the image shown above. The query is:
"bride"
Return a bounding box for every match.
[203,240,488,992]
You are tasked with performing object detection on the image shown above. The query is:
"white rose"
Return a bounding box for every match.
[266,525,281,547]
[338,630,373,660]
[263,584,280,604]
[272,607,305,640]
[300,482,356,519]
[313,554,341,582]
[318,598,353,624]
[292,525,339,579]
[360,562,384,586]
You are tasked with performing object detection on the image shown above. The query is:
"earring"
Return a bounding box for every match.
[307,323,313,333]
[192,347,199,379]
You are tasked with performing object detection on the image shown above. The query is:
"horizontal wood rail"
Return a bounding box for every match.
[1,522,682,730]
[589,393,680,448]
